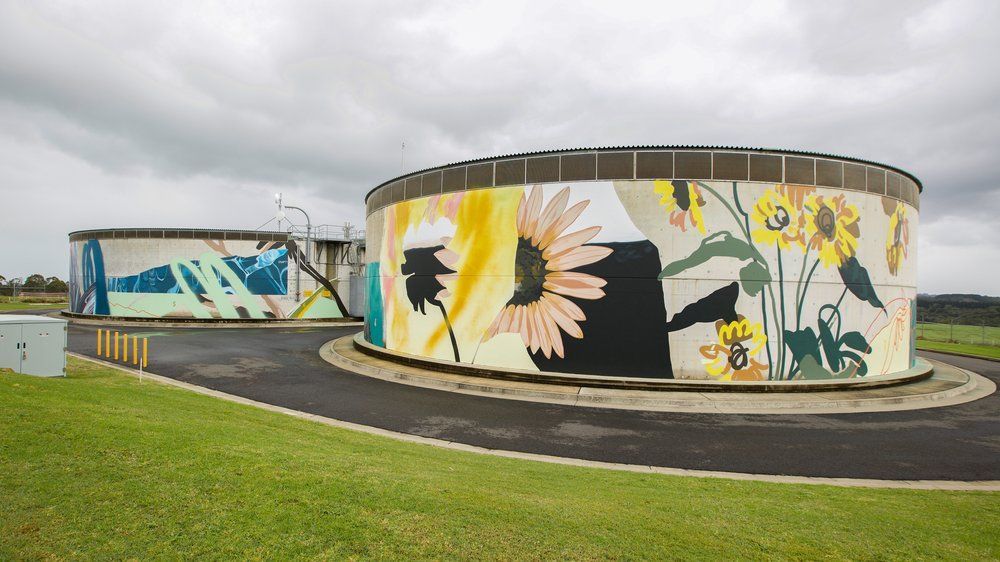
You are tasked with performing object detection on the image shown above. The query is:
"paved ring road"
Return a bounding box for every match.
[66,324,1000,481]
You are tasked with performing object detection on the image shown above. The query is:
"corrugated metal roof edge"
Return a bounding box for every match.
[364,145,924,203]
[67,228,288,237]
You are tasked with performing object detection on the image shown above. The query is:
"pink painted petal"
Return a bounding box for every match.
[524,186,543,240]
[544,271,607,288]
[543,281,604,300]
[537,200,589,249]
[545,292,586,321]
[541,294,583,339]
[538,300,564,358]
[515,191,527,234]
[546,245,613,272]
[533,303,554,358]
[533,187,570,247]
[542,226,601,260]
[517,306,530,345]
[498,305,514,333]
[524,303,541,353]
[484,314,501,338]
[434,248,459,268]
[436,289,451,300]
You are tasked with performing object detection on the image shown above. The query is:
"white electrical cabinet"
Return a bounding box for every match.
[0,315,68,377]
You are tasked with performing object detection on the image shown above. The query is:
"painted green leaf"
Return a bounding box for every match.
[796,355,834,380]
[838,257,885,310]
[818,318,841,370]
[658,231,757,279]
[840,331,870,353]
[784,327,822,366]
[739,260,771,296]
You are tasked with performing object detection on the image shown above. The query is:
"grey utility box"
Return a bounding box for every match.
[0,315,68,377]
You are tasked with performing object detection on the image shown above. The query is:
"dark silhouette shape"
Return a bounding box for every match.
[663,282,739,332]
[401,245,460,362]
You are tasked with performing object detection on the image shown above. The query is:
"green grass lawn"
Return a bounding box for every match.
[0,296,68,312]
[2,358,998,559]
[917,339,1000,360]
[917,322,1000,346]
[916,322,1000,360]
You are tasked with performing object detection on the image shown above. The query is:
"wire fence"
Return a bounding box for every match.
[915,320,1000,347]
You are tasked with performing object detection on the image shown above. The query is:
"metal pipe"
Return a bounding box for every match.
[284,205,312,299]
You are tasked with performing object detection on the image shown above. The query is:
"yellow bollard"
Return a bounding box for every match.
[105,330,111,358]
[142,337,148,368]
[97,329,103,356]
[122,332,128,363]
[114,331,119,360]
[133,336,139,366]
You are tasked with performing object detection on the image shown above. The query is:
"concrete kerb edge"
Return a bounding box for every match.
[58,311,363,329]
[352,332,934,393]
[322,336,997,415]
[65,352,1000,491]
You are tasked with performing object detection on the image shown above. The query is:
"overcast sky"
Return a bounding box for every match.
[0,0,998,294]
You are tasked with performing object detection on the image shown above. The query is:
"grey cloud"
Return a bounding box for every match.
[0,0,998,294]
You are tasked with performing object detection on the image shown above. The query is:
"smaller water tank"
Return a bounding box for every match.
[0,315,68,377]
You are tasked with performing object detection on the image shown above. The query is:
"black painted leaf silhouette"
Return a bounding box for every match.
[664,282,739,332]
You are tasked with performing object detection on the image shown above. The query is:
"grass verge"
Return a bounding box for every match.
[1,357,998,559]
[917,339,1000,360]
[0,297,68,312]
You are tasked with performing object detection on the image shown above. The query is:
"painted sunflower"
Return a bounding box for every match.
[654,180,707,234]
[803,194,860,268]
[484,185,612,359]
[750,187,805,250]
[700,316,769,381]
[885,202,909,275]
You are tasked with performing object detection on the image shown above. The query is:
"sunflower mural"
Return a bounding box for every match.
[380,191,510,362]
[885,202,909,275]
[483,185,612,359]
[750,186,808,251]
[654,180,707,234]
[803,194,860,268]
[700,316,768,381]
[370,168,915,381]
[651,180,896,381]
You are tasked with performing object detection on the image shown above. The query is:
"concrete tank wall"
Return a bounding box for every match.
[68,230,348,319]
[363,148,920,381]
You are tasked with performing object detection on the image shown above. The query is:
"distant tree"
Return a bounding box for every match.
[0,275,6,287]
[24,274,47,289]
[45,276,68,293]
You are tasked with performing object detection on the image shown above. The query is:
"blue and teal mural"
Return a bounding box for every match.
[69,237,346,319]
[106,249,288,295]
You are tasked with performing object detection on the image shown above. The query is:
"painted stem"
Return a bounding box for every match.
[822,287,849,334]
[795,258,821,329]
[729,182,774,380]
[436,302,461,362]
[760,289,774,380]
[766,283,782,379]
[776,247,787,378]
[699,182,752,244]
[793,252,810,330]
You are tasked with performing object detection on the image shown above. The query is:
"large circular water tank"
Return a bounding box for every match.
[363,147,920,382]
[67,228,348,320]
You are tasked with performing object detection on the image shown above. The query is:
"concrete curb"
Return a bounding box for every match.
[66,352,1000,491]
[324,336,996,415]
[353,333,934,392]
[59,312,363,329]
